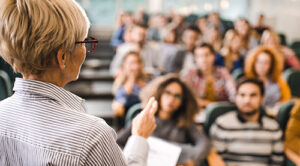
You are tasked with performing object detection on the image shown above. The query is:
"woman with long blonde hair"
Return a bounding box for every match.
[261,30,300,69]
[219,29,245,72]
[112,51,147,125]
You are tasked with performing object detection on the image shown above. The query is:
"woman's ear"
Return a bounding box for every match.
[56,48,67,70]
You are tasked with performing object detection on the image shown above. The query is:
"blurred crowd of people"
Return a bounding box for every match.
[109,10,300,166]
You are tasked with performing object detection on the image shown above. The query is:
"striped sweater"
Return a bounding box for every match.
[210,111,284,166]
[0,78,148,166]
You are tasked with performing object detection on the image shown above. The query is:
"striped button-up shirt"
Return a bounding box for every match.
[0,78,148,166]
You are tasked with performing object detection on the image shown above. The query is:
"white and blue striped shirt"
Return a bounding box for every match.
[0,78,148,166]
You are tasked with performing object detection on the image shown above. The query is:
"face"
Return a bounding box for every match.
[123,54,142,75]
[182,30,198,51]
[131,26,146,44]
[235,83,263,115]
[197,18,207,32]
[208,28,219,41]
[230,35,242,52]
[194,47,215,71]
[264,36,277,48]
[235,20,249,37]
[160,82,183,115]
[65,41,86,82]
[255,52,272,77]
[165,31,176,43]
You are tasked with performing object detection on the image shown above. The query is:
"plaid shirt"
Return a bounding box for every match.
[183,67,236,102]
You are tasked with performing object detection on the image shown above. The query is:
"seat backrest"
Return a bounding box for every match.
[290,41,300,49]
[283,69,300,98]
[232,68,245,82]
[279,33,287,46]
[0,70,12,101]
[275,101,295,132]
[204,102,237,134]
[125,103,142,126]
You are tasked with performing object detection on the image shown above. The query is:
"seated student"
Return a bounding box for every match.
[112,51,147,126]
[210,78,284,166]
[117,74,210,166]
[183,43,236,108]
[156,28,180,73]
[261,30,300,69]
[234,18,259,54]
[285,100,300,165]
[110,23,160,76]
[218,29,245,73]
[165,26,200,74]
[245,46,291,113]
[203,26,222,52]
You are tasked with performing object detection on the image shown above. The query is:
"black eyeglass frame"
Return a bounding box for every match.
[75,36,98,54]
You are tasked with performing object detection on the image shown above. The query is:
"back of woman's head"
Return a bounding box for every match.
[0,0,90,75]
[140,74,198,127]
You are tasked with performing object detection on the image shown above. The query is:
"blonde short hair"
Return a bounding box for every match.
[0,0,90,75]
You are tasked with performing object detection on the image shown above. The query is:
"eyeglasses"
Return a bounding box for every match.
[75,36,98,54]
[163,90,182,100]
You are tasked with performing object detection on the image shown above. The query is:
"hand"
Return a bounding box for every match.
[112,100,125,117]
[132,97,158,138]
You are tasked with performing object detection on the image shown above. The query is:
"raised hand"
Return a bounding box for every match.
[132,97,158,138]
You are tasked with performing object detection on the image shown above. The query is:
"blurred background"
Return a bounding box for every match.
[78,0,300,43]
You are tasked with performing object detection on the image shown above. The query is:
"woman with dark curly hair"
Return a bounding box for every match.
[117,74,210,166]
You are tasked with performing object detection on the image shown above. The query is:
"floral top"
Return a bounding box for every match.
[183,67,236,102]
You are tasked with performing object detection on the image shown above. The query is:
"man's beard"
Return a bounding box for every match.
[240,109,259,117]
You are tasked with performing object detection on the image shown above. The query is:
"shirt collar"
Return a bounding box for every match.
[236,108,264,125]
[13,78,86,112]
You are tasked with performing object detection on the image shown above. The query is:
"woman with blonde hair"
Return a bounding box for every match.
[234,18,259,52]
[0,0,157,165]
[245,46,291,110]
[261,29,300,69]
[117,74,210,166]
[218,29,245,72]
[112,51,147,126]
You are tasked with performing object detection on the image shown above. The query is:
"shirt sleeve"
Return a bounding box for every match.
[115,87,127,105]
[184,125,211,164]
[123,136,149,166]
[209,121,228,154]
[80,120,127,166]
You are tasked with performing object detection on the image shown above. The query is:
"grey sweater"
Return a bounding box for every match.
[117,117,210,166]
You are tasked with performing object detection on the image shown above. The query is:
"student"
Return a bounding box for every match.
[112,51,147,126]
[210,78,284,166]
[183,43,236,108]
[285,100,300,165]
[245,46,291,110]
[261,30,300,69]
[117,74,210,166]
[218,29,245,72]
